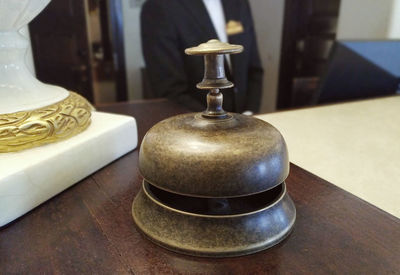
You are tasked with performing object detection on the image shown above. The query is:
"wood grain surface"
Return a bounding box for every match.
[1,99,399,274]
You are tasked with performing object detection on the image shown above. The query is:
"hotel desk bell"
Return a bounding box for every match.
[132,39,296,257]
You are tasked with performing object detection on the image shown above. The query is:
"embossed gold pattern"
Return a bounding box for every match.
[0,92,93,153]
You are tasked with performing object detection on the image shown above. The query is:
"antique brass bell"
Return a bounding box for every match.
[132,39,296,257]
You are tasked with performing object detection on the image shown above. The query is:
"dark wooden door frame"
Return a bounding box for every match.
[277,0,312,109]
[108,0,128,101]
[277,0,341,109]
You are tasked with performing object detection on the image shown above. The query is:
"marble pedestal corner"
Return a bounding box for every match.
[0,111,138,227]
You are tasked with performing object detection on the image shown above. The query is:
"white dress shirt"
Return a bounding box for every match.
[202,0,252,114]
[202,0,232,69]
[202,0,228,43]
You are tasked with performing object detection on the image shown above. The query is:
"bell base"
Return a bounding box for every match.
[132,181,296,257]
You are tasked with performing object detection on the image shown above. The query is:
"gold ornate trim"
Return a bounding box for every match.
[0,92,94,153]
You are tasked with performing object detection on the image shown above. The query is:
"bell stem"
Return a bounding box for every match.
[204,54,225,80]
[202,88,227,118]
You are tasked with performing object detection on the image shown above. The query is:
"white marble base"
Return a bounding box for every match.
[0,111,138,227]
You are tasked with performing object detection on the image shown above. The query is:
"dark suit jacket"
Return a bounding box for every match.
[141,0,263,113]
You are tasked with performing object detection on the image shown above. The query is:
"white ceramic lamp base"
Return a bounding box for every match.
[0,111,138,227]
[0,0,69,115]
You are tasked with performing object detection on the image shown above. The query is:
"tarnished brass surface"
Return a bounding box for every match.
[0,92,93,153]
[186,40,244,118]
[196,55,234,91]
[139,112,289,198]
[133,39,295,257]
[185,39,243,55]
[132,181,296,257]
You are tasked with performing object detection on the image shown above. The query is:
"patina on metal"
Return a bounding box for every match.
[185,39,242,118]
[132,39,296,257]
[139,113,289,198]
[133,181,295,257]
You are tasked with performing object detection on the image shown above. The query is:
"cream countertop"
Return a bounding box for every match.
[257,96,400,219]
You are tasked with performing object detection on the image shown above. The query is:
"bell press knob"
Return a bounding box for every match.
[185,39,243,118]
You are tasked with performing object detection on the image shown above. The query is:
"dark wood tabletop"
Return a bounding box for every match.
[1,99,399,274]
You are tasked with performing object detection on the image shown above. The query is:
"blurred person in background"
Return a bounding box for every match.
[141,0,263,114]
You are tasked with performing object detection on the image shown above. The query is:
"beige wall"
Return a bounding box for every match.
[388,0,400,38]
[249,0,285,113]
[337,0,400,39]
[122,0,145,100]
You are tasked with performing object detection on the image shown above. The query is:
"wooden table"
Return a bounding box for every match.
[1,99,399,274]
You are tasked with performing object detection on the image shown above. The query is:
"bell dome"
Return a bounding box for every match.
[139,112,289,197]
